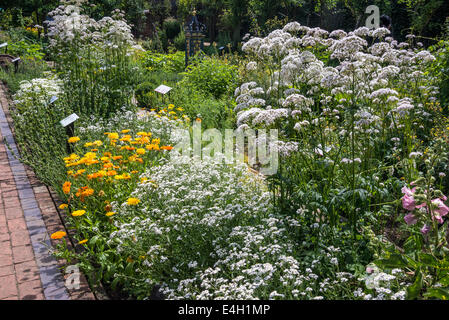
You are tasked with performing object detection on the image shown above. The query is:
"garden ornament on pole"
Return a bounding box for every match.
[184,9,206,68]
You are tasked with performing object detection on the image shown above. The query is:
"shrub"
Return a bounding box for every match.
[173,30,185,52]
[171,85,234,129]
[163,17,181,40]
[180,56,238,99]
[141,50,185,73]
[135,81,158,108]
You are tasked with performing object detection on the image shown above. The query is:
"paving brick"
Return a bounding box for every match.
[2,190,18,198]
[21,198,39,210]
[0,264,14,277]
[18,188,34,200]
[12,245,34,264]
[26,219,47,237]
[4,197,21,209]
[42,213,62,227]
[15,260,40,284]
[23,207,42,221]
[43,283,69,300]
[5,207,23,220]
[0,231,10,243]
[0,243,12,255]
[7,217,27,232]
[40,264,66,289]
[18,279,44,300]
[35,193,53,203]
[33,186,48,194]
[0,274,18,299]
[10,231,31,247]
[0,253,13,267]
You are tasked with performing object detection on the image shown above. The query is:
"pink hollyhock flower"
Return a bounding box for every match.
[401,186,417,211]
[431,198,449,224]
[421,224,431,235]
[402,194,416,211]
[401,186,426,211]
[404,213,418,225]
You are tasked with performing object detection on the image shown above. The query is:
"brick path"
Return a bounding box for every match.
[0,83,95,300]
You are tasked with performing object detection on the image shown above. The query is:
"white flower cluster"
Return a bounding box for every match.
[46,0,134,51]
[236,21,436,163]
[354,266,410,300]
[13,74,62,107]
[105,155,358,299]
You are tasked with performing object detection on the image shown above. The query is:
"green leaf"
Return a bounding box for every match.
[374,253,409,268]
[424,287,449,300]
[125,262,135,276]
[111,277,121,291]
[406,269,423,300]
[418,253,438,267]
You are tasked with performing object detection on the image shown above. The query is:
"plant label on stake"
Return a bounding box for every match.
[154,85,172,105]
[155,85,172,95]
[60,112,79,154]
[11,57,21,73]
[0,42,7,53]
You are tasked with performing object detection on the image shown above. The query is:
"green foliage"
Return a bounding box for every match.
[135,81,157,108]
[430,40,449,107]
[163,17,181,40]
[180,56,237,99]
[8,76,71,187]
[140,50,185,73]
[0,60,48,94]
[171,85,234,129]
[173,30,186,52]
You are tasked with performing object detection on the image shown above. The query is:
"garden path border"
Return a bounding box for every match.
[0,82,95,300]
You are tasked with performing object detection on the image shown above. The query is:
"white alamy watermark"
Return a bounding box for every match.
[171,121,280,175]
[65,264,81,290]
[366,5,380,29]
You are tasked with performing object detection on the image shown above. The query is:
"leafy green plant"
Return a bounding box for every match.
[135,81,158,108]
[180,56,238,99]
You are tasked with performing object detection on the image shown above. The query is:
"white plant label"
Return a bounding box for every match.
[60,113,79,127]
[154,84,172,95]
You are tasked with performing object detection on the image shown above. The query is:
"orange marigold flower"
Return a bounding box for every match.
[63,181,71,194]
[107,133,119,140]
[136,148,146,155]
[59,204,68,210]
[78,239,88,244]
[103,163,114,169]
[51,231,67,240]
[127,198,140,205]
[72,210,86,217]
[106,170,117,176]
[106,212,116,217]
[161,146,173,151]
[68,136,80,143]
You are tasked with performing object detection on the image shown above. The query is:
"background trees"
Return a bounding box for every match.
[1,0,448,48]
